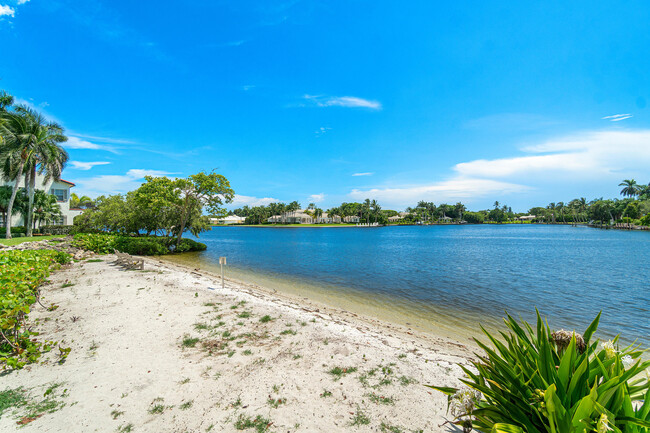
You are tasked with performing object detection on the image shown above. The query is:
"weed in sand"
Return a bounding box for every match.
[194,323,209,331]
[179,378,190,385]
[350,406,370,426]
[234,414,271,432]
[0,387,27,416]
[227,350,235,357]
[179,400,193,410]
[293,354,302,360]
[266,397,285,409]
[259,315,272,323]
[319,390,332,398]
[182,336,200,348]
[280,329,296,336]
[231,397,242,408]
[117,423,133,432]
[86,259,103,263]
[242,349,252,356]
[398,375,417,386]
[111,409,125,419]
[61,282,75,288]
[368,392,395,405]
[327,366,357,380]
[238,311,251,318]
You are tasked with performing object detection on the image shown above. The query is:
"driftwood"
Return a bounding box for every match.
[113,250,144,270]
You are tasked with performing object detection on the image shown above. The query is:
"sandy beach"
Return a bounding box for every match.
[0,253,473,433]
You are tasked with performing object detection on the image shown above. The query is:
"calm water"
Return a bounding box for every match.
[167,225,650,346]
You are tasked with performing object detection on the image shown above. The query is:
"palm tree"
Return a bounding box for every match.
[619,179,640,198]
[363,198,371,224]
[32,191,62,229]
[370,199,380,223]
[10,106,68,236]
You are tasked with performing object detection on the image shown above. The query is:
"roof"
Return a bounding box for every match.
[58,179,76,187]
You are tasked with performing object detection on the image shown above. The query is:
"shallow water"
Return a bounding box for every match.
[165,225,650,346]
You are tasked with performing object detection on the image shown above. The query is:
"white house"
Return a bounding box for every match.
[267,210,343,224]
[1,173,83,228]
[211,215,246,225]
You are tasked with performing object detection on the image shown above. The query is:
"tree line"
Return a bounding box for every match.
[230,180,650,226]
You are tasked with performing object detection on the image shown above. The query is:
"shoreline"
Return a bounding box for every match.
[0,253,473,432]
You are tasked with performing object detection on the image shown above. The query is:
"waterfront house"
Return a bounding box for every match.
[267,210,342,224]
[1,173,83,227]
[211,215,246,225]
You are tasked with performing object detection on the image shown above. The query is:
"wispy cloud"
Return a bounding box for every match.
[230,194,279,207]
[69,161,111,171]
[0,5,15,17]
[64,136,119,154]
[72,169,172,197]
[602,114,633,122]
[68,133,135,145]
[303,95,382,110]
[352,172,373,177]
[454,129,650,180]
[18,0,30,5]
[242,85,256,91]
[308,193,325,203]
[315,126,331,137]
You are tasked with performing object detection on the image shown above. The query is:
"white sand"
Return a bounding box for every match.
[0,255,474,432]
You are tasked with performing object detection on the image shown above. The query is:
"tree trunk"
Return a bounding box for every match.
[5,160,25,240]
[175,196,190,246]
[26,166,36,237]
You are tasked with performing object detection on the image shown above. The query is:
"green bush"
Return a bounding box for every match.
[0,250,71,369]
[430,311,650,433]
[72,233,206,255]
[639,214,650,226]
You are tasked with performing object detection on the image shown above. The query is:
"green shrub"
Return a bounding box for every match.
[429,311,650,433]
[639,214,650,226]
[0,250,71,369]
[72,233,206,256]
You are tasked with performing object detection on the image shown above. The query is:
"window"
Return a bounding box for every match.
[50,188,68,202]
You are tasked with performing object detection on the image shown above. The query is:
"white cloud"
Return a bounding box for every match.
[63,136,119,153]
[315,126,331,136]
[17,0,30,4]
[308,193,325,203]
[304,95,382,110]
[0,5,15,17]
[242,85,256,91]
[350,178,529,207]
[602,114,632,122]
[72,169,172,197]
[230,195,279,207]
[352,172,373,177]
[455,129,650,180]
[69,161,111,171]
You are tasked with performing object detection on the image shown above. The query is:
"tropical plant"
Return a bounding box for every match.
[0,249,71,369]
[0,105,68,238]
[429,311,650,433]
[619,180,640,199]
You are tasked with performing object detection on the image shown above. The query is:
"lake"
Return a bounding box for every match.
[165,225,650,347]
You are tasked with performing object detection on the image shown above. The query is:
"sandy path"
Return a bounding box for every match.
[0,255,474,432]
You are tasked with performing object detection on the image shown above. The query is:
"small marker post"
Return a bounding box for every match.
[219,257,227,289]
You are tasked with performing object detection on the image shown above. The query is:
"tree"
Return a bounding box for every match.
[619,179,639,198]
[0,106,68,238]
[172,171,234,245]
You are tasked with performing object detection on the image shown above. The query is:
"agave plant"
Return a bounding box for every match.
[429,311,650,433]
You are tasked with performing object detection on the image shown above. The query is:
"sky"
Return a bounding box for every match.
[1,1,649,212]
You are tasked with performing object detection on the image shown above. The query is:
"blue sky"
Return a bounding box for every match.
[2,1,649,211]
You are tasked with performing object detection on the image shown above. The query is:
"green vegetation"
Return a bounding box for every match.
[73,171,234,247]
[0,249,71,369]
[259,315,272,323]
[429,311,650,433]
[327,366,357,380]
[71,233,206,256]
[234,414,272,432]
[181,336,199,348]
[350,406,371,426]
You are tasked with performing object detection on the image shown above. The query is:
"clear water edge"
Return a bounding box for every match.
[162,224,650,349]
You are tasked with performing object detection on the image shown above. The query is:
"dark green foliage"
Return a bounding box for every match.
[72,233,206,256]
